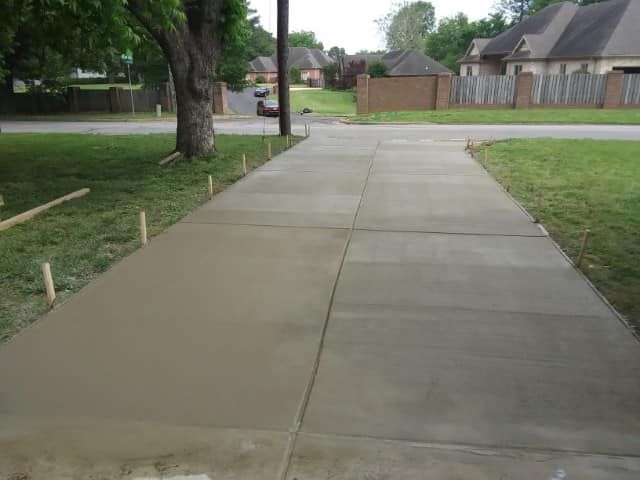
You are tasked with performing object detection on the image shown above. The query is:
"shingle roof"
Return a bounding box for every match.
[461,0,640,63]
[549,0,635,57]
[458,38,492,63]
[483,2,570,56]
[382,50,452,75]
[249,56,277,72]
[248,47,333,73]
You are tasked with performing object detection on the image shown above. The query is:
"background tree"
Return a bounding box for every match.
[0,0,249,159]
[290,66,302,84]
[496,0,533,22]
[322,63,338,88]
[367,61,389,78]
[425,12,509,72]
[377,1,436,51]
[288,30,324,50]
[497,0,605,22]
[247,4,276,59]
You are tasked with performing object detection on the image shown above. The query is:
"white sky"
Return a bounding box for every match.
[249,0,497,54]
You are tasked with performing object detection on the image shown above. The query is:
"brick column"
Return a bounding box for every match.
[356,74,370,115]
[603,70,623,109]
[213,82,229,114]
[435,73,452,110]
[67,86,81,113]
[108,87,122,113]
[515,72,534,109]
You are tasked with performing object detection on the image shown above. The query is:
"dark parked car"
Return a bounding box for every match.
[254,87,270,97]
[257,99,280,117]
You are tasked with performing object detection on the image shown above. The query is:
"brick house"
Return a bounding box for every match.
[247,47,333,83]
[341,49,451,88]
[459,0,640,76]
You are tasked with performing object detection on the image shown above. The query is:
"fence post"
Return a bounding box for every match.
[212,82,229,114]
[603,70,623,109]
[515,72,534,109]
[436,73,452,110]
[67,86,81,113]
[356,74,370,115]
[108,87,122,113]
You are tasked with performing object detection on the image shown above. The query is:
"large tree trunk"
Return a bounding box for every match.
[169,48,215,158]
[277,0,291,136]
[127,0,224,159]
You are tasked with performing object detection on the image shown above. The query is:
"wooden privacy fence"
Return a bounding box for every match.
[621,75,640,105]
[530,74,606,105]
[450,75,516,105]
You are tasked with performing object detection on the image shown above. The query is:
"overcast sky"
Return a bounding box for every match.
[249,0,497,54]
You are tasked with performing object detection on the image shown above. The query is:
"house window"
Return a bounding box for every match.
[301,71,310,81]
[581,63,589,73]
[560,64,567,75]
[466,66,473,76]
[514,65,523,75]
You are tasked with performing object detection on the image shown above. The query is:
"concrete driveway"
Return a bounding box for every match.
[1,125,639,479]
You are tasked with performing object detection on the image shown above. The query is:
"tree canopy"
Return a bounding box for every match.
[377,1,436,51]
[288,30,324,50]
[425,12,509,71]
[497,0,606,22]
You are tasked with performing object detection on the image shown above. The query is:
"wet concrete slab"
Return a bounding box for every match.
[184,170,364,228]
[0,414,288,480]
[372,152,484,175]
[333,231,612,317]
[0,223,348,431]
[287,433,640,480]
[356,173,543,235]
[301,230,640,453]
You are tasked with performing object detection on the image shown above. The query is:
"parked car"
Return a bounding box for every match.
[257,99,280,117]
[254,87,270,97]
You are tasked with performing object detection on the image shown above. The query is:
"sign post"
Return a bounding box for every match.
[121,53,135,116]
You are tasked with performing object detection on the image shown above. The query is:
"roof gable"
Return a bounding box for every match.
[482,1,573,56]
[383,49,452,75]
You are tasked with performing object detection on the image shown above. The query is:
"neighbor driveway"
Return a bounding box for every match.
[1,125,639,479]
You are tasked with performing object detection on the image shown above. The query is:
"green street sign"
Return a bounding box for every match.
[120,53,133,64]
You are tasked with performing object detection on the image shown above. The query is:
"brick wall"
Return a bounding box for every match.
[361,75,439,114]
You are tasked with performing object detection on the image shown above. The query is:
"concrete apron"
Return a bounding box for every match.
[1,131,639,479]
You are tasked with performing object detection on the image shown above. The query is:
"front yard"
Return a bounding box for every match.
[0,133,292,341]
[290,89,356,116]
[352,109,640,125]
[477,139,640,332]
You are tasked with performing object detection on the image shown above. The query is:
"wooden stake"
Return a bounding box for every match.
[305,123,309,137]
[208,175,214,198]
[576,228,591,268]
[242,154,247,175]
[506,167,512,193]
[535,193,543,224]
[0,188,90,232]
[484,147,488,167]
[41,262,56,308]
[139,211,148,246]
[268,142,272,160]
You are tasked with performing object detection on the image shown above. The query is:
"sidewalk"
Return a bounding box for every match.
[1,128,639,479]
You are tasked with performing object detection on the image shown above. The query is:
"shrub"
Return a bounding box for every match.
[290,67,302,84]
[255,75,267,84]
[367,61,388,78]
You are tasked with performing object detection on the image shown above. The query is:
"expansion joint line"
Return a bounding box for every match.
[276,141,381,480]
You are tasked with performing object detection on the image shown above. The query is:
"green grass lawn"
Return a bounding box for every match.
[1,112,178,122]
[290,89,356,116]
[476,139,640,331]
[0,133,294,341]
[352,108,640,125]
